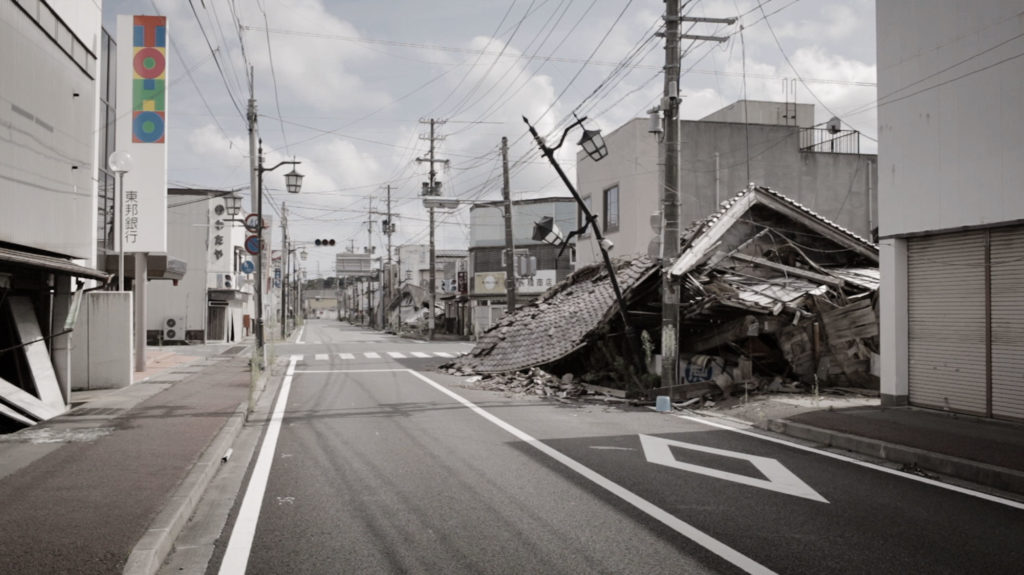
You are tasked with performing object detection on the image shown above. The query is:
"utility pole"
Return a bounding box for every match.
[501,136,516,314]
[659,4,736,395]
[280,202,288,339]
[383,184,394,331]
[416,118,448,340]
[365,196,375,328]
[660,0,682,396]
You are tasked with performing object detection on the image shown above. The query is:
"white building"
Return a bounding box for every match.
[877,1,1024,420]
[576,101,877,267]
[147,189,249,344]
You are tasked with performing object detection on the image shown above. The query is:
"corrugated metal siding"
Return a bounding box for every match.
[990,227,1024,421]
[907,231,987,414]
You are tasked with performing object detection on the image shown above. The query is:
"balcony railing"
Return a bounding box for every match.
[800,127,861,154]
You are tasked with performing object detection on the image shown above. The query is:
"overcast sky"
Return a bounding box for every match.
[101,0,877,278]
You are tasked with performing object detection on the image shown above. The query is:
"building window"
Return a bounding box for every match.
[603,185,619,233]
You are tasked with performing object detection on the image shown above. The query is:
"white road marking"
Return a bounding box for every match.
[387,352,407,358]
[639,434,828,503]
[338,353,355,360]
[410,352,431,358]
[291,355,304,361]
[295,326,305,344]
[315,354,328,361]
[434,352,455,358]
[406,370,776,575]
[364,352,380,359]
[679,415,1024,511]
[219,356,299,575]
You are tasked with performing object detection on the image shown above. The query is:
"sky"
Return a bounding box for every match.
[101,0,877,279]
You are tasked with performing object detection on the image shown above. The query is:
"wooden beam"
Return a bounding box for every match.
[728,252,845,288]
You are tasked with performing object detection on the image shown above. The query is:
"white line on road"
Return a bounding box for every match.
[679,415,1024,511]
[339,353,355,360]
[387,352,407,358]
[406,370,776,575]
[295,326,305,344]
[364,352,381,359]
[219,356,299,575]
[315,354,328,361]
[410,352,432,358]
[434,352,455,358]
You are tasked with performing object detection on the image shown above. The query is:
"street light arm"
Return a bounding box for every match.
[260,159,301,174]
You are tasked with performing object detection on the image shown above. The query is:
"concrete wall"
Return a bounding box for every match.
[577,117,877,267]
[468,198,577,248]
[877,1,1024,237]
[701,100,815,129]
[0,1,102,259]
[71,292,133,390]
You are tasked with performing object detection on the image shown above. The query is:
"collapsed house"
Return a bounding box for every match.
[451,256,662,385]
[667,186,880,397]
[452,186,880,399]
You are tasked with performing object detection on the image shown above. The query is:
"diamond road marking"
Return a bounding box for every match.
[410,352,431,358]
[364,352,380,359]
[434,352,455,358]
[387,352,407,358]
[639,434,828,503]
[338,353,355,360]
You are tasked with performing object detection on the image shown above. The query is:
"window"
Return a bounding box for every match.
[603,185,619,233]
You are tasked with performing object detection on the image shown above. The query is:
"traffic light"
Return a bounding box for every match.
[314,239,336,246]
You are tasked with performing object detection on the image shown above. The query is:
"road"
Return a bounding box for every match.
[174,320,1024,574]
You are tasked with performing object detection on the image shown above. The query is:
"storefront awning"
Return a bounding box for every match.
[0,247,109,281]
[102,253,187,281]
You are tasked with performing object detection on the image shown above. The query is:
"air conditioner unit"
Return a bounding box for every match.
[164,316,186,341]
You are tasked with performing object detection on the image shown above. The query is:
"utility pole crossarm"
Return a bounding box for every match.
[680,16,737,24]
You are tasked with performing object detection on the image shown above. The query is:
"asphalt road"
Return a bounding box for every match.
[198,320,1024,574]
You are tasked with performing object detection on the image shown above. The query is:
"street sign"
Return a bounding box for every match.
[244,213,261,233]
[244,235,260,255]
[639,434,828,502]
[240,260,254,274]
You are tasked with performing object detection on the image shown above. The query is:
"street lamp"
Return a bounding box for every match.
[225,194,242,217]
[523,114,643,381]
[254,140,303,359]
[108,150,134,291]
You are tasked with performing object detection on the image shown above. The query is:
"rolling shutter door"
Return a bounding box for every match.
[990,227,1024,420]
[907,231,987,415]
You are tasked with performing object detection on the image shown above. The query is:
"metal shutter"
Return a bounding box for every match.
[907,231,987,415]
[990,227,1024,420]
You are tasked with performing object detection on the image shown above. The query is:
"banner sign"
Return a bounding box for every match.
[116,14,168,252]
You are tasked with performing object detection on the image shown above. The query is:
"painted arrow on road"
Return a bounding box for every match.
[639,434,829,503]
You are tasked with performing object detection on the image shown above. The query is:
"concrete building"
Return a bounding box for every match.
[575,100,877,267]
[0,1,115,428]
[877,1,1024,420]
[468,197,577,334]
[146,189,249,344]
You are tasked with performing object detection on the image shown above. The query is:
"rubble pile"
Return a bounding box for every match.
[440,363,643,404]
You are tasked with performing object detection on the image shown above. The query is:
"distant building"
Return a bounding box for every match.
[575,100,877,267]
[468,197,577,334]
[147,189,248,344]
[877,0,1024,420]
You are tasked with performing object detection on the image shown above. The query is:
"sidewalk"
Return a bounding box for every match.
[699,393,1024,498]
[0,342,267,575]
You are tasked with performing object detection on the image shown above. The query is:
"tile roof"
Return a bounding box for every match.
[454,255,660,374]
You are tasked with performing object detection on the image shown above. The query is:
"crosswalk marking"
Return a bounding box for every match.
[292,351,469,363]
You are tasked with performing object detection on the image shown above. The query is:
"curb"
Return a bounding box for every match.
[122,401,247,575]
[767,419,1024,496]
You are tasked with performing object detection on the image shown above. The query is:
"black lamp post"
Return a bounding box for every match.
[255,139,303,359]
[523,114,643,381]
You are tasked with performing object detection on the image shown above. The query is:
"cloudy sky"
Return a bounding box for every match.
[101,0,877,278]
